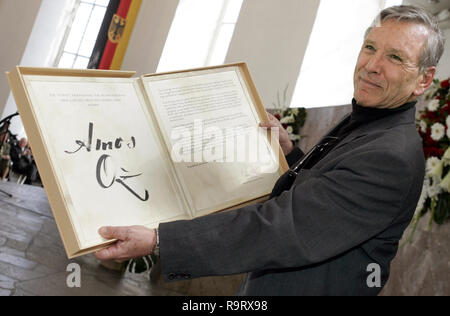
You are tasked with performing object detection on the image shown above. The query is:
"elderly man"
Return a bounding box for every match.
[95,5,444,295]
[11,138,37,185]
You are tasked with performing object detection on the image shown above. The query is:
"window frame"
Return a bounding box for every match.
[53,0,111,69]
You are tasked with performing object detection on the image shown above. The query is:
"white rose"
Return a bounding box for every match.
[431,122,445,141]
[427,176,443,198]
[426,157,441,173]
[419,120,427,133]
[429,159,444,178]
[280,115,295,124]
[286,126,293,134]
[427,99,440,112]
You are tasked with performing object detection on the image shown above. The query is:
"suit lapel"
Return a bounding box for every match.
[316,113,352,145]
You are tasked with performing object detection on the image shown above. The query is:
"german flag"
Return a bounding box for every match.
[88,0,142,70]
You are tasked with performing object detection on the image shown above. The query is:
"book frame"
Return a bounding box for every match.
[6,63,288,258]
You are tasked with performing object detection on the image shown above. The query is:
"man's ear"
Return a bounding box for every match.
[414,66,436,96]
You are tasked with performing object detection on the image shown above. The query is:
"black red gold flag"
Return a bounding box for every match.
[88,0,142,70]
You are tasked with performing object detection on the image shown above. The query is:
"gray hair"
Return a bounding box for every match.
[365,5,445,73]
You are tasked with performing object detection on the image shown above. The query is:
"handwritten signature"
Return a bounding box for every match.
[65,122,149,201]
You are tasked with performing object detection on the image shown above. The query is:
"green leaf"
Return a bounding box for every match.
[434,195,448,225]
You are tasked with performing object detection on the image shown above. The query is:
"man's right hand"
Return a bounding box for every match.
[95,226,157,262]
[260,112,294,156]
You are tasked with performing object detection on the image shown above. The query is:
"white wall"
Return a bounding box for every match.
[0,0,73,138]
[436,28,450,80]
[225,0,320,108]
[121,0,320,109]
[0,0,43,115]
[121,0,180,75]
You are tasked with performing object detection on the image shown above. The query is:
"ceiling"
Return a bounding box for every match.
[404,0,450,14]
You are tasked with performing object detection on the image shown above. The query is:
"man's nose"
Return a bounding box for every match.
[365,53,383,74]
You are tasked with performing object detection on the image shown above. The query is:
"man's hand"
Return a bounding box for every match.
[260,112,294,155]
[95,226,157,262]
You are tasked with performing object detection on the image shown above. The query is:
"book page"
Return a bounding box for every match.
[23,76,188,250]
[142,66,281,216]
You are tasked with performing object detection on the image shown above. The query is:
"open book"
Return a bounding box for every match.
[7,63,288,258]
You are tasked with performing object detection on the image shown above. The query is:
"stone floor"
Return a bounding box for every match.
[380,214,450,296]
[0,179,447,296]
[0,181,242,296]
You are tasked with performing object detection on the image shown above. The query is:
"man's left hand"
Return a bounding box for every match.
[95,226,157,262]
[260,112,294,156]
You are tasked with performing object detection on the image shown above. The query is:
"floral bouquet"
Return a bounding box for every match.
[406,77,450,243]
[270,85,307,143]
[272,108,307,143]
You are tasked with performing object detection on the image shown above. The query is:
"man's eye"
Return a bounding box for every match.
[391,54,403,62]
[365,45,375,50]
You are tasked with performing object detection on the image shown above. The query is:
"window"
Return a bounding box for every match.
[157,0,243,72]
[290,0,403,108]
[56,0,110,69]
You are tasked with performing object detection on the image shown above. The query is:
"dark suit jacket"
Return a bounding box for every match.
[159,105,425,296]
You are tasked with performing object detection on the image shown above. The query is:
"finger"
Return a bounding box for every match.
[268,113,281,123]
[260,121,281,130]
[95,243,125,261]
[261,115,277,126]
[98,226,129,240]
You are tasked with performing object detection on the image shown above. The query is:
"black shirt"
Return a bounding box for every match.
[339,98,417,138]
[285,98,417,169]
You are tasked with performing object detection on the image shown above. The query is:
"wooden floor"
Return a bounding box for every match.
[0,181,242,296]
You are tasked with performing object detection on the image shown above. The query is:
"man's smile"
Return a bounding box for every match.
[359,77,383,89]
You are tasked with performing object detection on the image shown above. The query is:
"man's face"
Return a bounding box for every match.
[353,19,431,109]
[19,139,27,148]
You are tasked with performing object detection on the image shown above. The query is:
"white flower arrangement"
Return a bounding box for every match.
[405,77,450,245]
[280,115,295,124]
[271,84,307,144]
[419,120,427,133]
[431,122,446,141]
[426,156,441,173]
[447,116,450,139]
[427,99,440,112]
